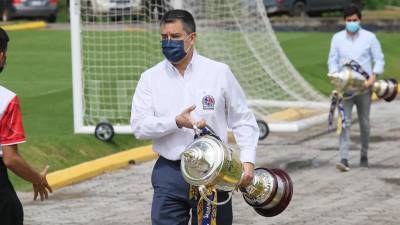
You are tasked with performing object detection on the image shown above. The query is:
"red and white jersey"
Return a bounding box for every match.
[0,85,26,157]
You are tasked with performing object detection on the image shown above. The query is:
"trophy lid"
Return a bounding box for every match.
[180,135,225,186]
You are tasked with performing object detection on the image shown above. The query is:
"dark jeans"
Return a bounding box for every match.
[0,158,24,225]
[151,156,233,225]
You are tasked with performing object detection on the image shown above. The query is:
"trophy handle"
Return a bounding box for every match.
[198,185,232,206]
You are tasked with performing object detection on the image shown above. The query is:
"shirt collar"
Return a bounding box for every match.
[345,28,362,41]
[165,49,199,77]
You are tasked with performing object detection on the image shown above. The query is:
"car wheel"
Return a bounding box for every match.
[46,14,57,23]
[2,9,10,22]
[257,120,270,140]
[290,1,307,17]
[95,122,114,142]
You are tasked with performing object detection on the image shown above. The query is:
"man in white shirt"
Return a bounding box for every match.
[327,4,385,172]
[130,9,259,225]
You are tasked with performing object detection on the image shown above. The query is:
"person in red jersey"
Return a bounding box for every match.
[0,28,52,225]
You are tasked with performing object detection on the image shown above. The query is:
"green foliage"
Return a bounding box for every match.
[50,0,69,22]
[385,0,400,6]
[363,0,387,10]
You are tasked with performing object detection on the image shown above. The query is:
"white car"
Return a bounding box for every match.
[81,0,169,21]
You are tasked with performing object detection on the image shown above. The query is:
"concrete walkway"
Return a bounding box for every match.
[19,99,400,225]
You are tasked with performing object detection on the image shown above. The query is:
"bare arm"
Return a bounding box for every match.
[2,144,52,200]
[2,145,41,183]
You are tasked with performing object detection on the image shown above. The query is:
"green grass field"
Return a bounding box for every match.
[1,30,399,190]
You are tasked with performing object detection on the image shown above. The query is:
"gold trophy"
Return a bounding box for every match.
[328,61,398,101]
[181,126,293,217]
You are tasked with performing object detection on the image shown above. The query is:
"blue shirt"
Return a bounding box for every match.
[328,28,385,76]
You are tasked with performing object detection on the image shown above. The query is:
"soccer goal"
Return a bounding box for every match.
[70,0,327,138]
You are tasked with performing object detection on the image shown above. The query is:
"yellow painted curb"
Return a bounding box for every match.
[126,27,146,32]
[1,21,47,31]
[265,108,324,123]
[47,145,156,190]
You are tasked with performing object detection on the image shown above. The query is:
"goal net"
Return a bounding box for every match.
[70,0,327,134]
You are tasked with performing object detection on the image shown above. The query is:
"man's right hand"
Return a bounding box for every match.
[175,105,206,129]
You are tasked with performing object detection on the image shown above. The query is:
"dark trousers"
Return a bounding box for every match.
[0,158,24,225]
[340,91,372,160]
[151,156,233,225]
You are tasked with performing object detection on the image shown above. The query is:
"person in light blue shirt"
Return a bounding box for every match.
[327,4,385,172]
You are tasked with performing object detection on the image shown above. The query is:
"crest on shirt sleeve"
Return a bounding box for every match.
[202,95,215,110]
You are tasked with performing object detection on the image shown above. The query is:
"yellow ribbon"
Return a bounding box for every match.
[189,185,217,225]
[336,116,342,134]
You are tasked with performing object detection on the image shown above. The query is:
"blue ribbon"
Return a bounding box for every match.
[200,191,215,225]
[328,91,346,131]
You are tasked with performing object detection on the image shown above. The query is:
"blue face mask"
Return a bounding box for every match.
[161,35,192,63]
[346,21,360,33]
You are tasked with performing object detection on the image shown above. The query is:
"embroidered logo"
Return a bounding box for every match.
[202,95,215,110]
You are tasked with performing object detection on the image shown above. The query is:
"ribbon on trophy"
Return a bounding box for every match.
[190,126,218,225]
[328,91,346,132]
[189,185,217,225]
[194,126,221,141]
[344,60,370,80]
[197,187,218,225]
[189,185,218,225]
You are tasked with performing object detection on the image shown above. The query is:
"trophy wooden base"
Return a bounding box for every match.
[243,168,293,217]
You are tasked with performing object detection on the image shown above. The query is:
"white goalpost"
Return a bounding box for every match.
[70,0,327,137]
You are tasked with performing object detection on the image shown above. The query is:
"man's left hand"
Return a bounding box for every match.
[239,162,254,188]
[364,74,377,89]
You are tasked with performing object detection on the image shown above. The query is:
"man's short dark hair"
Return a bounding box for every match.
[160,9,196,34]
[344,4,362,20]
[0,28,9,53]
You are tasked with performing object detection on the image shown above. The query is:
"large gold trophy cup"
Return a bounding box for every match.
[180,126,293,217]
[328,61,398,101]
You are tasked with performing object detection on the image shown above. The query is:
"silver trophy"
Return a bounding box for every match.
[181,126,293,217]
[328,61,398,101]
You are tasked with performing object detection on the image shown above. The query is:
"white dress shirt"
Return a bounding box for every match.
[130,51,259,163]
[328,28,385,76]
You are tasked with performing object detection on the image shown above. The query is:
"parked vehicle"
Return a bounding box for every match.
[264,0,362,17]
[0,0,58,22]
[81,0,169,21]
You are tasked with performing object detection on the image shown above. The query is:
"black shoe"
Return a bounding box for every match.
[360,156,368,167]
[336,159,350,172]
